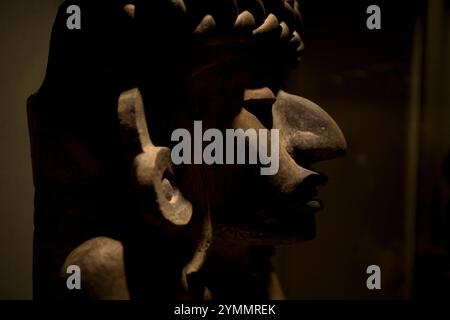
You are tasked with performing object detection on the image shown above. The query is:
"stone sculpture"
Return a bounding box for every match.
[28,0,346,299]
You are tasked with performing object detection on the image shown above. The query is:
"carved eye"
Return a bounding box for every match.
[243,87,276,128]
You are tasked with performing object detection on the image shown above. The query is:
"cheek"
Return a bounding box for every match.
[206,163,269,223]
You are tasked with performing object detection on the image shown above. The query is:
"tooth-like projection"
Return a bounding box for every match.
[279,21,289,39]
[193,15,216,34]
[289,30,301,45]
[252,13,279,35]
[170,0,187,14]
[234,10,256,29]
[289,31,304,52]
[123,4,135,18]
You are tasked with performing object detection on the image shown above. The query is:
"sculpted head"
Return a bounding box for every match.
[119,0,347,246]
[30,0,348,299]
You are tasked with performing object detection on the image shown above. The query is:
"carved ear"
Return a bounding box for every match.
[118,88,192,227]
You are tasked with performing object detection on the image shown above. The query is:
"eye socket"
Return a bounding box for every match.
[244,100,273,129]
[242,87,276,128]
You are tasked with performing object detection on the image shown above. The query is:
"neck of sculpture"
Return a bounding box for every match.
[202,241,285,299]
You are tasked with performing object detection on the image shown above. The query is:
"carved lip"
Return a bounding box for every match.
[214,171,327,241]
[271,174,327,224]
[243,172,326,240]
[305,199,323,210]
[278,195,323,220]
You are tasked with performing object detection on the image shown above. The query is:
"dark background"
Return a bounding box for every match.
[1,0,449,299]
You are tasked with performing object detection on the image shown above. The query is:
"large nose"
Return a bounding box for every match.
[233,89,346,194]
[272,90,347,166]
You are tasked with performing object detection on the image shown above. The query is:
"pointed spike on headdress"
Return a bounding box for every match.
[193,15,217,34]
[170,0,187,14]
[252,13,279,35]
[123,4,135,18]
[234,10,256,29]
[280,21,289,39]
